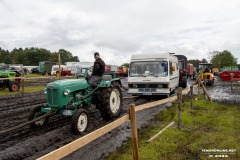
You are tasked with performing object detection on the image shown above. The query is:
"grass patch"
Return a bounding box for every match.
[107,97,240,160]
[0,86,45,96]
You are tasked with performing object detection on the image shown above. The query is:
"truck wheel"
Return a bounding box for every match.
[28,105,49,128]
[8,81,20,92]
[99,82,123,120]
[71,108,89,135]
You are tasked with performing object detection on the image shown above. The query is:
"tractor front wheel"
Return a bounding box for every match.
[71,108,89,135]
[98,82,123,120]
[8,81,20,92]
[28,106,49,128]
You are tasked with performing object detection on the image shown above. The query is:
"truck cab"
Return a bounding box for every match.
[128,53,179,97]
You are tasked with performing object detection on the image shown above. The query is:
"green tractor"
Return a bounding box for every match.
[0,70,20,92]
[28,68,123,134]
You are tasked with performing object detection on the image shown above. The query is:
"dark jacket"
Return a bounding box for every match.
[92,58,105,76]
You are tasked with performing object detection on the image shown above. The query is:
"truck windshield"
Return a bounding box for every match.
[129,61,168,77]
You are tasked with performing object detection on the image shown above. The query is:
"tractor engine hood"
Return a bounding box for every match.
[47,79,88,91]
[46,79,89,108]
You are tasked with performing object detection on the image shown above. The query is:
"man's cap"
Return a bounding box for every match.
[94,52,100,57]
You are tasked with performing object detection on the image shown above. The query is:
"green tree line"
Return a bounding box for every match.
[210,50,237,68]
[188,50,238,69]
[0,47,79,65]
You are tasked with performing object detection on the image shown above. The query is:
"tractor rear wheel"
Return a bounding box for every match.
[71,108,89,135]
[98,82,123,120]
[28,105,49,128]
[8,81,20,92]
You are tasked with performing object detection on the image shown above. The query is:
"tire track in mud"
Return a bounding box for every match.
[0,88,156,160]
[0,77,176,160]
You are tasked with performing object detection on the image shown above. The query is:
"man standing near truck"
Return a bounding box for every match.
[90,52,105,88]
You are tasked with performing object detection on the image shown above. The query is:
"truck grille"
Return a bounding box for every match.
[47,89,58,106]
[129,84,158,88]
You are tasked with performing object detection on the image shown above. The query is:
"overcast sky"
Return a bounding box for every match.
[0,0,240,65]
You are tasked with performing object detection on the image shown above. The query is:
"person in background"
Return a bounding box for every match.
[89,52,105,88]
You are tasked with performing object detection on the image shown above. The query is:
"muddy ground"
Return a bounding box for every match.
[0,77,239,160]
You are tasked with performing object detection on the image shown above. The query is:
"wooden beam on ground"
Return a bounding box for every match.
[198,78,211,101]
[37,115,130,160]
[147,122,175,142]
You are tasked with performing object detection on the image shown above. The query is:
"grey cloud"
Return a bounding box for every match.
[94,38,141,53]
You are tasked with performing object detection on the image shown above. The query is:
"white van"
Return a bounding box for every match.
[128,53,179,97]
[51,65,67,75]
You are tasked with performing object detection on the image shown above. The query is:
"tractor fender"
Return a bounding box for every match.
[99,79,121,88]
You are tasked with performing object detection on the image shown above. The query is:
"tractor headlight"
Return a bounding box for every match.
[64,89,70,96]
[44,88,47,94]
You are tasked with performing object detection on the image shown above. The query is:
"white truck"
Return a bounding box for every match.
[128,53,179,97]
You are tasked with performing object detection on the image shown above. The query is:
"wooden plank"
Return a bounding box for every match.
[129,104,139,160]
[232,78,240,81]
[37,115,129,160]
[147,122,175,142]
[182,88,190,95]
[135,86,196,112]
[135,96,178,112]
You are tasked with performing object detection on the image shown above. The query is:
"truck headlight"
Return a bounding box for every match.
[133,84,138,88]
[64,89,70,96]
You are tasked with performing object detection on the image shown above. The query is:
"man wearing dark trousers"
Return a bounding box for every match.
[90,52,105,88]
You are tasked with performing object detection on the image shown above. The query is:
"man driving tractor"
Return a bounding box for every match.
[89,52,105,88]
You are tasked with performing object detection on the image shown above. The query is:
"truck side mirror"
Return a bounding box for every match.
[172,66,176,71]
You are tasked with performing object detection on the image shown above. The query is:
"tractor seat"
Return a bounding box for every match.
[102,75,112,81]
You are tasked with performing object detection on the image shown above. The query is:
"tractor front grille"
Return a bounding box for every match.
[47,89,58,106]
